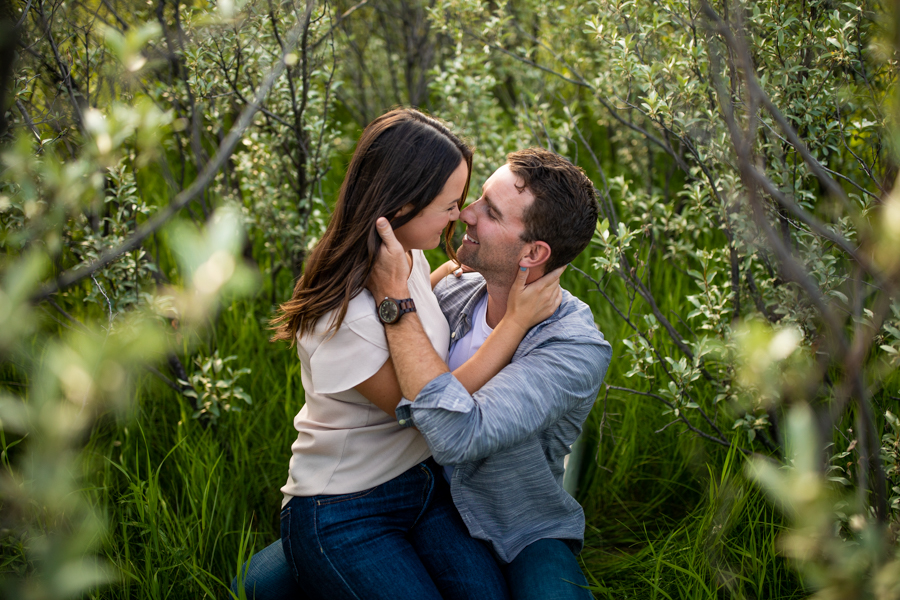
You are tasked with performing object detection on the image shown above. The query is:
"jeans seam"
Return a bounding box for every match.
[316,486,378,506]
[280,507,300,583]
[313,496,362,600]
[411,462,434,528]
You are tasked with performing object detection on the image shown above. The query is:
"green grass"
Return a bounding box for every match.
[79,298,303,599]
[579,443,804,599]
[50,243,807,599]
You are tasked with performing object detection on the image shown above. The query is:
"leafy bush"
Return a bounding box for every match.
[181,350,253,421]
[3,0,900,597]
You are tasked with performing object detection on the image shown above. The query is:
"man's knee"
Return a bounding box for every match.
[504,539,591,600]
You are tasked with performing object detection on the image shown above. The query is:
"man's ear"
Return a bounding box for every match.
[518,241,551,270]
[394,203,415,219]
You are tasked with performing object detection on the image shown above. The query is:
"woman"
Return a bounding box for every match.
[260,109,560,600]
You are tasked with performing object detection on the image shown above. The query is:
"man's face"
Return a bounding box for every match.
[457,164,534,285]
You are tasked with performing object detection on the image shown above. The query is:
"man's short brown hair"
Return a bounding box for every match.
[508,148,599,272]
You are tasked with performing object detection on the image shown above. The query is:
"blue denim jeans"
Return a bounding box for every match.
[231,539,301,600]
[503,538,592,600]
[278,458,508,600]
[231,537,591,600]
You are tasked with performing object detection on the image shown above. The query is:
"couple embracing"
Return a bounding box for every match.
[236,108,612,600]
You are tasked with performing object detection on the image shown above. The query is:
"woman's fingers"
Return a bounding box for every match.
[515,265,529,287]
[528,266,563,316]
[503,264,565,329]
[505,266,527,305]
[453,264,476,277]
[542,264,567,286]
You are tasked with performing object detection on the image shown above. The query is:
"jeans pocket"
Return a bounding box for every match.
[316,486,378,506]
[279,506,301,582]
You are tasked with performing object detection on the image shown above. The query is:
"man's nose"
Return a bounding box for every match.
[460,203,475,225]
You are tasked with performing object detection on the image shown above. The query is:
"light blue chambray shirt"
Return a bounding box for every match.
[395,273,612,563]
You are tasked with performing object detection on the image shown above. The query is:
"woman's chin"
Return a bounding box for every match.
[406,233,445,252]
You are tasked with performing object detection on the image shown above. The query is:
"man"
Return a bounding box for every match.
[233,148,612,599]
[368,148,611,599]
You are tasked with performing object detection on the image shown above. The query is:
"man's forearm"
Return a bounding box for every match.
[384,314,449,400]
[366,218,451,399]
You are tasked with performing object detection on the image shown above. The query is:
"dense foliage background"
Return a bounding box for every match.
[2,0,900,598]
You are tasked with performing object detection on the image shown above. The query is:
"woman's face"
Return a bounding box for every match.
[393,159,467,251]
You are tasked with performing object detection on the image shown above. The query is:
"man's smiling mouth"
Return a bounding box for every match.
[463,233,480,245]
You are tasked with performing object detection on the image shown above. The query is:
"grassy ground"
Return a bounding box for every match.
[62,243,809,599]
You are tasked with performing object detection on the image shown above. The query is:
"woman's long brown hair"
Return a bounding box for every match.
[270,108,473,344]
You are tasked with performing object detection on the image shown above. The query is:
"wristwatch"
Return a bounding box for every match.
[377,297,417,324]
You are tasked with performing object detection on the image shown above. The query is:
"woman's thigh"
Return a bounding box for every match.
[280,463,444,600]
[231,540,304,600]
[503,539,592,600]
[408,468,510,600]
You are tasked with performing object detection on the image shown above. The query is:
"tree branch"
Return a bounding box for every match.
[45,297,182,392]
[30,16,309,304]
[700,1,855,214]
[606,384,744,452]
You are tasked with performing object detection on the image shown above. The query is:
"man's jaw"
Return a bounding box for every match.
[456,232,481,274]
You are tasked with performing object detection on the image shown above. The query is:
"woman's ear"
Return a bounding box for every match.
[394,203,415,218]
[518,241,551,270]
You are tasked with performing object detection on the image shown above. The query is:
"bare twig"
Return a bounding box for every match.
[745,268,779,322]
[99,0,129,30]
[606,384,743,452]
[308,0,368,51]
[45,297,181,392]
[655,419,682,434]
[16,0,35,29]
[46,297,91,334]
[144,364,182,392]
[16,99,41,140]
[834,101,884,196]
[563,103,617,228]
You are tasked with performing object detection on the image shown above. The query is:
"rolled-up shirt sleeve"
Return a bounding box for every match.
[395,333,612,465]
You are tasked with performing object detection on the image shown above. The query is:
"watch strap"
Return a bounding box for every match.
[396,298,416,316]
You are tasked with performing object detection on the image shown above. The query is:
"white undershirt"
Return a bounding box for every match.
[443,293,493,482]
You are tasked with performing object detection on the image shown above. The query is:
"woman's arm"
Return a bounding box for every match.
[430,259,459,289]
[450,266,562,394]
[356,266,564,413]
[430,259,477,288]
[354,358,403,418]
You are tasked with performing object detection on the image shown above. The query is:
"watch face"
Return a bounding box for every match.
[378,299,399,323]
